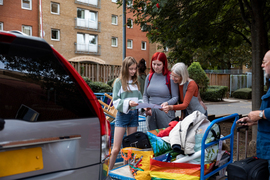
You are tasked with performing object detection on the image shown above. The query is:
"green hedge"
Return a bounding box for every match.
[232,88,252,99]
[188,62,209,92]
[107,78,116,87]
[201,85,229,101]
[83,77,113,93]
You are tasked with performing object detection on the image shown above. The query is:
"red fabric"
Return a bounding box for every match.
[157,121,179,137]
[172,81,199,111]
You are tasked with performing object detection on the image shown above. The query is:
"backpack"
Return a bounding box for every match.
[147,72,171,94]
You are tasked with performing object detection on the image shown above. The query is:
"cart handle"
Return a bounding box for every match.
[200,113,239,180]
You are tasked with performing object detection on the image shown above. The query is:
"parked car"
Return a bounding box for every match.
[0,31,111,180]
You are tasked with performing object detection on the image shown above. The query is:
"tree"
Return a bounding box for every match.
[119,0,270,142]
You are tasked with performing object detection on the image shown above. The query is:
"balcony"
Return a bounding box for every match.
[75,18,101,32]
[75,0,101,9]
[75,43,101,55]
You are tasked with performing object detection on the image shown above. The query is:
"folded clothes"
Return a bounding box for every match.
[157,117,180,137]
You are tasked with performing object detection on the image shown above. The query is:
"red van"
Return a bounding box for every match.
[0,31,111,180]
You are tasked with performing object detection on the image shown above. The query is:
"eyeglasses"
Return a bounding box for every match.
[170,74,180,80]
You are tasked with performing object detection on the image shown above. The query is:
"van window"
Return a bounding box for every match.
[0,43,97,121]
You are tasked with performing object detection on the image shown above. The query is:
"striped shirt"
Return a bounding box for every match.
[113,78,143,114]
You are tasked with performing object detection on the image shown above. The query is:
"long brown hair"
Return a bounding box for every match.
[119,56,140,92]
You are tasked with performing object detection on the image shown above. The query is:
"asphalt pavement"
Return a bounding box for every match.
[175,98,252,117]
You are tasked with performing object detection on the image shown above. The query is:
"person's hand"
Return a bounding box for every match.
[248,110,262,122]
[145,108,152,116]
[161,102,168,107]
[237,116,257,126]
[129,100,138,107]
[162,105,171,113]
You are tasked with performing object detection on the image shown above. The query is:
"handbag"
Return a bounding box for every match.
[122,131,151,149]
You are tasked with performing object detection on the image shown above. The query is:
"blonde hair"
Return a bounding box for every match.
[171,62,189,85]
[119,56,139,92]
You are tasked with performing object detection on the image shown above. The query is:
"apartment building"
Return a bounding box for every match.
[41,0,123,65]
[125,2,150,67]
[0,0,39,36]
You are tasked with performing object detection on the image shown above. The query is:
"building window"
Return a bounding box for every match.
[76,33,98,53]
[0,22,3,31]
[111,0,118,3]
[127,0,132,7]
[77,8,98,29]
[22,0,32,10]
[112,15,118,25]
[141,41,146,50]
[111,37,118,47]
[0,0,3,5]
[22,25,32,36]
[76,0,97,6]
[51,2,60,14]
[127,39,133,49]
[51,29,60,41]
[164,46,168,52]
[127,19,133,28]
[141,24,147,32]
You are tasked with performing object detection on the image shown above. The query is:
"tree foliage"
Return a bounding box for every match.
[119,0,269,69]
[187,62,209,92]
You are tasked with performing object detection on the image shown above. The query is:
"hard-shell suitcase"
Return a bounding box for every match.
[227,126,269,180]
[122,131,151,149]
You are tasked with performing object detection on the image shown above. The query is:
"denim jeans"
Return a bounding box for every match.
[115,109,138,128]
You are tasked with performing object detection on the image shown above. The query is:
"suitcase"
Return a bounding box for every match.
[227,126,269,180]
[122,131,151,149]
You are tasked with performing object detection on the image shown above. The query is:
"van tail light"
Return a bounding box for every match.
[101,119,111,160]
[0,32,16,43]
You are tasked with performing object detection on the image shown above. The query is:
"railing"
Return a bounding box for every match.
[75,43,101,55]
[69,62,121,82]
[75,18,101,32]
[205,69,251,74]
[75,0,101,8]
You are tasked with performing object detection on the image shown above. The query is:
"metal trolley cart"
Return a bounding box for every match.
[109,113,239,180]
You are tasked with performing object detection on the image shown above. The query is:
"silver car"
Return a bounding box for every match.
[0,31,111,180]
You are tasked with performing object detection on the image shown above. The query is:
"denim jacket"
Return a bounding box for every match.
[257,84,270,159]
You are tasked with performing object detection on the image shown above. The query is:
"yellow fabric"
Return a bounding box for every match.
[150,171,200,180]
[121,147,154,180]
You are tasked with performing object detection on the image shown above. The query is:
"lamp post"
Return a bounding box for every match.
[123,0,126,60]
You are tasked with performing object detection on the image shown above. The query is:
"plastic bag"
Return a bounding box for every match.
[147,131,172,157]
[121,147,154,180]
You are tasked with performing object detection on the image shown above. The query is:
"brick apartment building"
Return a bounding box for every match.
[0,0,166,75]
[0,0,39,36]
[42,0,123,66]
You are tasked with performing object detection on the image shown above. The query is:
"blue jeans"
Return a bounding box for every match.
[115,109,138,128]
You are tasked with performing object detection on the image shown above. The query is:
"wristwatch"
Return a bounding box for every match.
[259,110,264,118]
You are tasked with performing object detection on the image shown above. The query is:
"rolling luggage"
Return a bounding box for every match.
[122,131,151,149]
[227,126,269,180]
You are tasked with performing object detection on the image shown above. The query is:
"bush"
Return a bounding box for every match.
[232,88,252,99]
[107,78,116,87]
[83,77,113,93]
[201,85,229,101]
[187,62,209,92]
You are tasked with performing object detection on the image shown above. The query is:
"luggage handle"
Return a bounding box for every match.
[236,125,249,161]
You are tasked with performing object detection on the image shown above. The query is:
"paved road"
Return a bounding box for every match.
[206,99,252,116]
[175,98,252,117]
